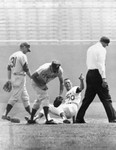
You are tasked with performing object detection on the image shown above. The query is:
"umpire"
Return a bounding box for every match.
[76,36,116,123]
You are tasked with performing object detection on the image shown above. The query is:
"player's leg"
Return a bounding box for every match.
[49,104,62,116]
[29,99,41,122]
[22,86,31,115]
[65,103,79,123]
[49,104,71,123]
[60,103,80,123]
[28,80,56,124]
[33,104,71,124]
[27,109,51,121]
[27,80,43,123]
[2,75,25,121]
[41,97,56,124]
[33,104,68,121]
[2,104,13,120]
[2,85,20,120]
[24,100,42,124]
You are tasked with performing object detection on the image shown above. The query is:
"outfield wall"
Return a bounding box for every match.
[0,42,116,103]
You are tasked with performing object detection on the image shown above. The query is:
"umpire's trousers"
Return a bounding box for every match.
[76,69,116,122]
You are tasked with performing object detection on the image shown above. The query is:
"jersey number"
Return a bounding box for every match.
[10,57,17,68]
[67,95,75,101]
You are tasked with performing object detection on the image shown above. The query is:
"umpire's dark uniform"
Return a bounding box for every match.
[76,37,116,123]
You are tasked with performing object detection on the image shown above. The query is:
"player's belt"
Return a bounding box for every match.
[88,69,98,71]
[13,72,26,76]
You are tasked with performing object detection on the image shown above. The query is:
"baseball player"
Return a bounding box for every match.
[33,74,84,124]
[2,42,32,122]
[27,60,64,124]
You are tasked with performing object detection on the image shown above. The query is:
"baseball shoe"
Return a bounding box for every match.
[27,119,36,124]
[109,119,116,123]
[25,115,39,122]
[45,119,57,125]
[63,119,71,124]
[2,115,11,121]
[74,119,86,124]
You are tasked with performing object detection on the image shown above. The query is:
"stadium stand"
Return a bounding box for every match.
[0,0,116,43]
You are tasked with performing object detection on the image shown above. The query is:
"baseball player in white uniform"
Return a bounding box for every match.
[27,60,64,124]
[34,74,84,124]
[2,42,32,121]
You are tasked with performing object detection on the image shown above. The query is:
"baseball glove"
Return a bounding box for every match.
[53,96,63,107]
[3,81,12,92]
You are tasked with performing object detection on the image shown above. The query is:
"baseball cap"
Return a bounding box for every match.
[100,36,110,44]
[20,42,31,52]
[51,60,61,70]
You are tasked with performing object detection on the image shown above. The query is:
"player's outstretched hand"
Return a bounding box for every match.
[79,73,84,80]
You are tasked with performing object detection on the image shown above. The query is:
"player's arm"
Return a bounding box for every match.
[58,73,64,96]
[23,62,32,79]
[76,74,84,93]
[7,65,12,81]
[21,54,32,79]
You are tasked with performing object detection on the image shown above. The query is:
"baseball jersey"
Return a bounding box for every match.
[65,86,82,106]
[8,51,28,75]
[36,63,63,84]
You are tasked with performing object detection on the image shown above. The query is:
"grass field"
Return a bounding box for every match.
[1,102,116,150]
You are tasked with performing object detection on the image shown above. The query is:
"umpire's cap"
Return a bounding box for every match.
[100,36,110,44]
[51,60,61,70]
[20,42,31,52]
